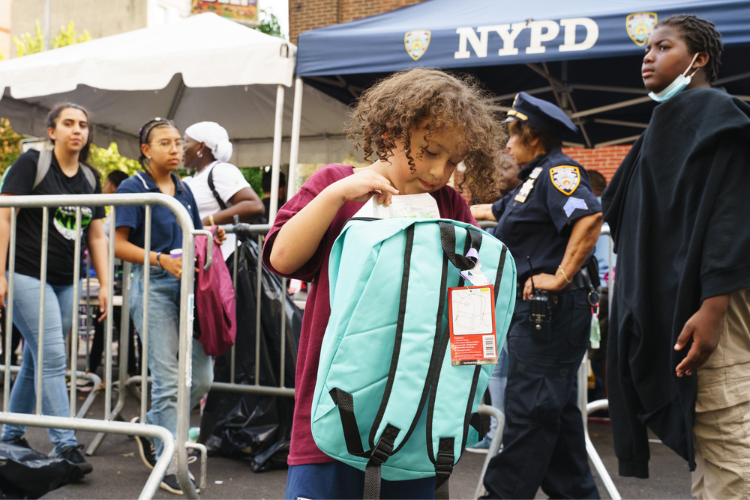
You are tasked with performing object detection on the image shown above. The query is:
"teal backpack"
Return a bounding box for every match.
[312,218,516,498]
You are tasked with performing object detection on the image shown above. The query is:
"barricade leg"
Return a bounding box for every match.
[474,404,504,499]
[586,399,621,500]
[578,354,621,500]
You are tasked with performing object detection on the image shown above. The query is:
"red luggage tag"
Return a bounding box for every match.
[448,285,498,366]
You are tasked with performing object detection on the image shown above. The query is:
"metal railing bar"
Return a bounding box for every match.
[88,260,131,456]
[85,257,91,372]
[104,206,116,423]
[176,197,199,499]
[3,209,16,412]
[140,205,151,426]
[254,234,263,387]
[280,277,287,388]
[230,235,238,385]
[69,207,83,417]
[35,206,49,416]
[209,381,295,397]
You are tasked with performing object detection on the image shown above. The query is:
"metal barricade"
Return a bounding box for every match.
[0,193,202,499]
[90,221,291,492]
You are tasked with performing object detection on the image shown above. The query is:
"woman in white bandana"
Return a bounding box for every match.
[183,121,264,260]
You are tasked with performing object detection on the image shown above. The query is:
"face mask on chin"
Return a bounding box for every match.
[648,53,701,102]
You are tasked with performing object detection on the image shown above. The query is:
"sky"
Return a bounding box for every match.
[259,0,289,39]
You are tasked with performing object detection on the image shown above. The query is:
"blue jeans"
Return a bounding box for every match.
[130,265,213,460]
[2,272,78,454]
[285,462,436,499]
[487,341,509,439]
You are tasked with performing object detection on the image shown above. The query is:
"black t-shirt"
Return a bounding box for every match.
[2,149,105,285]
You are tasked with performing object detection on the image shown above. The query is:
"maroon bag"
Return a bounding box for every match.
[194,229,236,356]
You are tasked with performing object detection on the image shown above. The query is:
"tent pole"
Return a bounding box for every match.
[594,134,643,148]
[269,84,286,224]
[44,0,52,51]
[571,96,652,119]
[288,77,304,198]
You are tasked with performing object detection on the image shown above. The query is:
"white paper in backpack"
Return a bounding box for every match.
[353,193,441,220]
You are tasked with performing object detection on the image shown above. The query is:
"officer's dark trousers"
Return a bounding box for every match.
[483,289,600,499]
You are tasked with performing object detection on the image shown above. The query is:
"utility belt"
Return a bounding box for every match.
[515,268,592,301]
[516,268,598,344]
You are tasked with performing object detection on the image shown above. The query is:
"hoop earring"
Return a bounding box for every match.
[197,151,203,158]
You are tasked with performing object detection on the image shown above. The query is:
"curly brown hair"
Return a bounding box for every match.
[347,68,506,202]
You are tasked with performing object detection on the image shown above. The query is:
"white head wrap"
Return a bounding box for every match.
[185,121,233,163]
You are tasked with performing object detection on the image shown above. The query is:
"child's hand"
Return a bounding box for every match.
[214,226,227,246]
[327,169,399,206]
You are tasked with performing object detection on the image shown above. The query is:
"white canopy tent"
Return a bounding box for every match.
[0,13,352,219]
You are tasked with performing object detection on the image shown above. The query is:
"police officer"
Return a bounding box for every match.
[482,92,603,499]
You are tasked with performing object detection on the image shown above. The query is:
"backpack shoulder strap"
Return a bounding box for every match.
[33,148,53,191]
[207,163,228,210]
[80,163,97,191]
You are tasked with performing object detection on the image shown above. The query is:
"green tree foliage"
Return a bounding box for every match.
[255,9,283,39]
[14,20,91,57]
[14,21,45,56]
[240,167,264,196]
[52,22,92,49]
[0,119,23,176]
[88,143,141,181]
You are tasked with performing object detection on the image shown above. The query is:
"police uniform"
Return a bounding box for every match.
[482,93,601,499]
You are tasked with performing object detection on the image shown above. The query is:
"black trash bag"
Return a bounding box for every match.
[0,442,84,499]
[200,235,301,472]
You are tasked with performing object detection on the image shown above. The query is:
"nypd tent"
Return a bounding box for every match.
[295,0,750,147]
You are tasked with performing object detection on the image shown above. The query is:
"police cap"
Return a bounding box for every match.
[504,92,578,140]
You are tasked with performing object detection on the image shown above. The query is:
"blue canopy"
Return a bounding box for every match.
[296,0,750,146]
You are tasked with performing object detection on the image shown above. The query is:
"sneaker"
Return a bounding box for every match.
[3,435,32,450]
[466,434,493,454]
[130,417,156,470]
[58,445,93,475]
[160,473,200,495]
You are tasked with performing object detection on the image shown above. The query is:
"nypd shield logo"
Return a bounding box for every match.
[626,12,657,46]
[550,166,581,195]
[404,30,431,61]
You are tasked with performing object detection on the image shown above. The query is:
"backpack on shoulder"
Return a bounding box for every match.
[312,218,516,498]
[35,147,97,191]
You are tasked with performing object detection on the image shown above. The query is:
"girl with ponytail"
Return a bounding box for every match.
[113,117,221,494]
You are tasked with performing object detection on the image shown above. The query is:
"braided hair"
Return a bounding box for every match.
[656,15,723,82]
[137,117,188,195]
[138,117,177,167]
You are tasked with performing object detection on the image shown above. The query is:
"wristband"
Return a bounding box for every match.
[209,214,215,226]
[155,252,163,269]
[558,265,572,284]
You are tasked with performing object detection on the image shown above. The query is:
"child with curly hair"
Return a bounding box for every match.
[263,68,504,499]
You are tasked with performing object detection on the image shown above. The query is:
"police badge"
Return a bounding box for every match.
[626,12,657,46]
[404,30,431,61]
[550,166,581,195]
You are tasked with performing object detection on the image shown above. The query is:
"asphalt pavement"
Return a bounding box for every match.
[3,378,693,499]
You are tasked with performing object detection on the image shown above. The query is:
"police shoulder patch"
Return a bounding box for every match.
[549,165,581,195]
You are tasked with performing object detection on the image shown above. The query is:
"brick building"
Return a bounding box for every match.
[289,0,425,45]
[563,145,630,182]
[290,0,632,186]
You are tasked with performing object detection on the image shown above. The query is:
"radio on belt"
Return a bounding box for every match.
[526,256,552,343]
